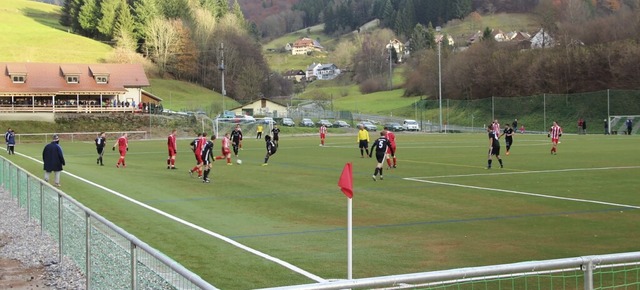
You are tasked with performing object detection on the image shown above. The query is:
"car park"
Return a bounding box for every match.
[403,119,420,131]
[384,122,404,131]
[262,117,275,125]
[282,117,295,127]
[316,119,333,127]
[334,120,351,128]
[300,118,315,127]
[359,121,377,131]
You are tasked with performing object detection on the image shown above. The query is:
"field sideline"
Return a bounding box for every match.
[3,132,640,289]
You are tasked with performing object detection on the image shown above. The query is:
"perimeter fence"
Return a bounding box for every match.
[0,157,217,290]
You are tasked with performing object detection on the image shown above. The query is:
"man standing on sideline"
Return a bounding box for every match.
[357,125,370,158]
[319,124,327,146]
[626,118,633,135]
[95,132,106,166]
[271,124,280,147]
[112,133,128,168]
[383,126,397,168]
[5,129,15,155]
[549,121,563,155]
[4,128,11,154]
[167,129,177,169]
[503,124,514,156]
[201,135,216,183]
[487,125,504,169]
[512,119,518,133]
[604,119,609,135]
[369,131,394,181]
[256,124,263,139]
[231,124,243,158]
[43,134,65,187]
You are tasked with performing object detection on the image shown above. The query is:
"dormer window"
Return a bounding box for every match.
[95,76,108,84]
[66,75,79,83]
[12,75,26,83]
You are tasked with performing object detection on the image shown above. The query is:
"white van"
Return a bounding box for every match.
[403,119,420,131]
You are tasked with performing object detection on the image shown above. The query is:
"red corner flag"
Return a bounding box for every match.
[338,162,353,199]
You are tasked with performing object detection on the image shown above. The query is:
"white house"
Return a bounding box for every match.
[530,28,555,49]
[229,98,289,118]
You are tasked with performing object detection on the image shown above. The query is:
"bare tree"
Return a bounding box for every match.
[145,17,179,77]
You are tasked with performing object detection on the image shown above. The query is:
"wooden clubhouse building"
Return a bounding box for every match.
[0,62,160,113]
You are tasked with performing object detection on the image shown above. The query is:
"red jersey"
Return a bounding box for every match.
[549,125,563,139]
[319,126,327,135]
[222,137,230,149]
[386,131,396,147]
[492,122,501,139]
[196,136,206,154]
[167,134,177,151]
[117,136,128,150]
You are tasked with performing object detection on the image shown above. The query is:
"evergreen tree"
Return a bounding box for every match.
[97,0,120,40]
[133,0,159,42]
[78,0,99,37]
[115,0,135,41]
[409,23,429,52]
[215,0,229,19]
[381,0,394,28]
[231,0,246,27]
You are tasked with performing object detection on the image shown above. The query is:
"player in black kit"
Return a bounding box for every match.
[201,135,216,183]
[503,124,514,155]
[487,125,503,169]
[95,132,106,166]
[230,124,243,158]
[369,131,394,181]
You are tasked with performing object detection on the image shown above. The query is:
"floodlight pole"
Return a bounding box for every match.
[436,26,443,133]
[219,43,226,111]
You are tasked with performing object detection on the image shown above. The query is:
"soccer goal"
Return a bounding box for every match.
[608,115,639,135]
[213,117,275,139]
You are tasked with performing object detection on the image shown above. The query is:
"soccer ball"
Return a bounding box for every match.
[236,159,242,165]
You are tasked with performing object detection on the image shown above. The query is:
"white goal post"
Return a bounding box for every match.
[608,115,639,135]
[213,117,275,139]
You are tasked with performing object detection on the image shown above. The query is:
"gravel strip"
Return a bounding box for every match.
[0,187,86,290]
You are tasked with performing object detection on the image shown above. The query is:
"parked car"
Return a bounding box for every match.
[359,121,377,131]
[384,122,405,131]
[403,119,420,131]
[262,117,275,125]
[282,117,295,127]
[241,115,256,124]
[300,118,315,127]
[316,119,333,127]
[365,119,380,125]
[334,120,351,128]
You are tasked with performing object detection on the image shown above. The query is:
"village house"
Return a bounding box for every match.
[229,98,289,118]
[291,37,323,55]
[0,62,157,113]
[282,69,306,83]
[305,63,341,81]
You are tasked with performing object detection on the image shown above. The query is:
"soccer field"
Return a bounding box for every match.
[5,132,640,289]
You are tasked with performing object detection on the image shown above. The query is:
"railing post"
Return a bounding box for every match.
[131,242,137,290]
[58,192,63,265]
[26,175,30,221]
[582,260,594,290]
[85,212,91,290]
[40,183,44,234]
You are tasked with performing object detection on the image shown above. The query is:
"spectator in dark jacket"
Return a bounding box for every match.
[43,134,65,187]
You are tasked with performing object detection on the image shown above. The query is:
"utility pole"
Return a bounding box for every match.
[219,43,226,111]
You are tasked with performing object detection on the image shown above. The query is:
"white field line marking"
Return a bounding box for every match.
[419,166,640,179]
[404,177,640,210]
[9,150,326,283]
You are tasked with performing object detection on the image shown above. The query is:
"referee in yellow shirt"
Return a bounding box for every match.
[357,125,371,158]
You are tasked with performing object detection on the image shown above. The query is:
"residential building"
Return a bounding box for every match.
[229,98,289,118]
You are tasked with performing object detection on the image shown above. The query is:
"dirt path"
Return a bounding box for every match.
[0,234,49,290]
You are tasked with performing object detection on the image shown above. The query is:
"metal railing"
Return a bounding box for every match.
[0,157,217,290]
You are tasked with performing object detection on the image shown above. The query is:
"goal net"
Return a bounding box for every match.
[608,115,639,135]
[213,118,275,139]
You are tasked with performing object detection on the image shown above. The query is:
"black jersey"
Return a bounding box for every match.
[370,137,393,156]
[230,129,243,143]
[503,127,514,138]
[95,137,106,149]
[266,140,277,154]
[202,140,214,162]
[271,127,280,140]
[489,131,500,147]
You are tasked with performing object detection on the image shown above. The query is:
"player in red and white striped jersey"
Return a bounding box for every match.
[492,119,501,139]
[319,124,327,146]
[548,121,563,155]
[215,132,233,165]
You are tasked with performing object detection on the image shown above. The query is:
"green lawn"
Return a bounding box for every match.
[4,132,640,289]
[0,0,112,63]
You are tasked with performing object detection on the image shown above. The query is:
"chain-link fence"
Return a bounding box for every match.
[0,157,217,290]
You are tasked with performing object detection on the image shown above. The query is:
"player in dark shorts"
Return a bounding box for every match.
[503,124,514,155]
[271,125,280,147]
[95,132,106,166]
[230,125,243,158]
[201,135,216,183]
[369,131,394,181]
[487,125,503,169]
[262,135,277,166]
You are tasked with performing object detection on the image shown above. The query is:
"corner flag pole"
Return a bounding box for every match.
[348,196,353,279]
[338,162,354,280]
